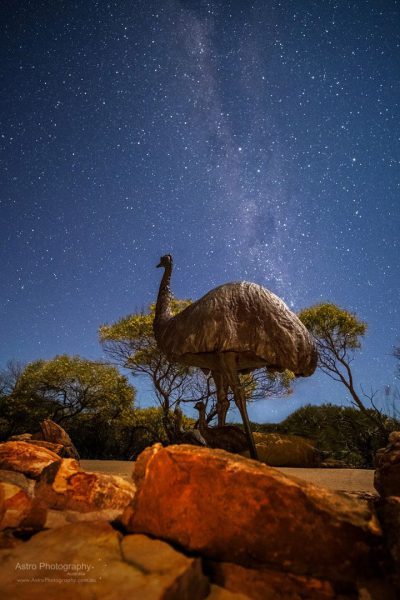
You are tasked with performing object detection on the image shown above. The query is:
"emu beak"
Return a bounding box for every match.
[156,262,162,268]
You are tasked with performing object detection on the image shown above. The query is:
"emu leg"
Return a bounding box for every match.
[234,387,258,460]
[218,354,258,460]
[212,371,230,427]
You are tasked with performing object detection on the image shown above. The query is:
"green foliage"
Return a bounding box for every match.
[257,404,398,467]
[298,303,387,431]
[241,369,294,403]
[67,406,167,460]
[1,355,135,447]
[299,303,367,351]
[14,354,135,421]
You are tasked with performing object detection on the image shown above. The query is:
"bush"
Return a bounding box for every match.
[257,404,399,467]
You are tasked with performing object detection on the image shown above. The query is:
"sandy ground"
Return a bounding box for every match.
[81,460,376,493]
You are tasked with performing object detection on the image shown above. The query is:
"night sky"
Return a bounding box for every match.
[1,1,399,422]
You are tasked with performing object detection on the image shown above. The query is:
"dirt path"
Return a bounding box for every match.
[81,460,376,493]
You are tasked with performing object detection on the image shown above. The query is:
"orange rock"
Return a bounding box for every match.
[0,441,60,479]
[0,521,209,599]
[375,432,400,497]
[43,507,123,528]
[377,496,400,590]
[206,586,250,600]
[207,561,336,600]
[39,419,80,460]
[0,530,23,549]
[124,444,382,583]
[23,440,64,455]
[35,458,135,512]
[0,471,33,530]
[0,470,47,531]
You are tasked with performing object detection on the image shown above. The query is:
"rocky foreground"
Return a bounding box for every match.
[0,434,400,599]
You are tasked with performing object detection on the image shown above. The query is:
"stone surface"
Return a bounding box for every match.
[377,496,400,590]
[374,432,400,497]
[39,419,80,460]
[0,530,23,549]
[206,585,250,599]
[0,442,60,479]
[121,533,209,599]
[21,440,64,454]
[35,458,135,512]
[242,433,319,467]
[0,521,209,599]
[207,561,336,600]
[124,444,382,583]
[0,471,33,530]
[43,508,123,528]
[8,434,34,442]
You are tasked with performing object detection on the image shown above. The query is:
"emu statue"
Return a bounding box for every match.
[153,254,317,460]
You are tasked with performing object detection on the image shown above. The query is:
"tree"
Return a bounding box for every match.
[7,355,135,434]
[0,360,25,396]
[299,303,387,433]
[99,301,214,423]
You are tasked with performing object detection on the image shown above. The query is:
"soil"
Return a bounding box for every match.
[80,460,376,494]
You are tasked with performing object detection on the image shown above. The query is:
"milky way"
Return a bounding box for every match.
[1,1,399,420]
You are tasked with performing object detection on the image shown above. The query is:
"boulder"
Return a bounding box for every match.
[377,496,400,590]
[35,458,135,512]
[8,434,34,442]
[374,432,400,497]
[123,444,382,583]
[206,585,250,599]
[21,440,64,454]
[0,521,209,599]
[206,561,336,600]
[0,530,24,549]
[0,471,34,530]
[39,419,80,460]
[242,433,319,467]
[43,508,124,528]
[0,442,60,479]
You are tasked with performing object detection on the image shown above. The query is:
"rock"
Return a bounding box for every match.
[35,458,135,512]
[0,442,60,479]
[21,440,64,454]
[377,496,400,590]
[374,433,400,497]
[0,471,33,530]
[207,561,336,600]
[124,444,382,583]
[206,584,250,599]
[242,433,319,467]
[40,419,80,460]
[0,521,209,599]
[0,530,23,549]
[0,470,35,494]
[8,434,34,442]
[121,533,209,598]
[43,508,123,528]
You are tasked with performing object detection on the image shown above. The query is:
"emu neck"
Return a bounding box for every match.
[154,264,173,335]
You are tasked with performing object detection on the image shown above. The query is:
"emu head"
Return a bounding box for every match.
[156,254,173,268]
